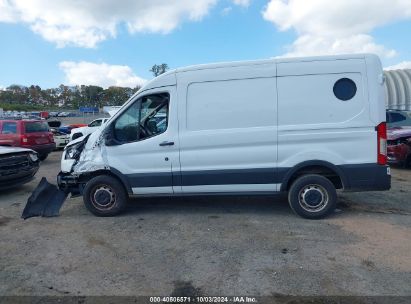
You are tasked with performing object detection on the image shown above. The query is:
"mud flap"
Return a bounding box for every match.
[21,177,69,219]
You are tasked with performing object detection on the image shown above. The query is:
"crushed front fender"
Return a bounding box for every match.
[71,131,110,174]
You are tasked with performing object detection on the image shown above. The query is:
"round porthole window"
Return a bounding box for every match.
[333,78,357,101]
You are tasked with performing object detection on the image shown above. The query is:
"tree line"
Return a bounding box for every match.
[0,84,141,111]
[0,63,170,111]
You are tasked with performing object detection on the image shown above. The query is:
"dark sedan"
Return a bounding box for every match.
[0,147,40,190]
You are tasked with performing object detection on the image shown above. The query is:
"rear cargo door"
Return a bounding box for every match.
[276,58,374,170]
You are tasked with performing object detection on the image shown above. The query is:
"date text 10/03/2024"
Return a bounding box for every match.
[150,297,258,303]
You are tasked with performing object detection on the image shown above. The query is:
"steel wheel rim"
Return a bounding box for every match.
[91,184,116,211]
[298,184,329,213]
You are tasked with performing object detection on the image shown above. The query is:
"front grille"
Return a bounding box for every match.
[0,153,32,175]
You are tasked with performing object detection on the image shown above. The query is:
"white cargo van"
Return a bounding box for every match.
[58,54,391,219]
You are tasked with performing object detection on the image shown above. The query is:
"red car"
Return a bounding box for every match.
[0,119,56,161]
[387,127,411,167]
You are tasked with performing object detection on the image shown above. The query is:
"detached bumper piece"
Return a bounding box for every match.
[22,177,69,219]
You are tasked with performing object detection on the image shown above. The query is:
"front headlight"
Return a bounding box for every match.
[29,152,38,162]
[65,147,77,159]
[64,141,84,160]
[64,134,90,160]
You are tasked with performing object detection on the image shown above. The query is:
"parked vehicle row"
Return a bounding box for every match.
[0,118,70,190]
[0,115,109,191]
[1,110,49,120]
[49,111,79,118]
[48,118,112,146]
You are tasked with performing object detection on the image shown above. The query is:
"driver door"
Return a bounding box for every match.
[105,86,178,195]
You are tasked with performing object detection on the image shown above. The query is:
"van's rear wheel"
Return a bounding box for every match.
[83,175,128,216]
[288,174,337,219]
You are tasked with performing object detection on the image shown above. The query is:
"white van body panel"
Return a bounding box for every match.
[365,55,386,124]
[176,63,278,193]
[277,58,376,171]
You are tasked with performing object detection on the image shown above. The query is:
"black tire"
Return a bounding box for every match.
[72,133,83,140]
[83,175,128,217]
[39,154,48,161]
[288,174,337,219]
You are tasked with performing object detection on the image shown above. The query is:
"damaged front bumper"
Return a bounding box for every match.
[22,169,86,219]
[58,132,109,196]
[57,171,83,197]
[22,131,111,219]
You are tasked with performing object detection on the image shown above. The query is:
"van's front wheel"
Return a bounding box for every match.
[83,175,128,216]
[288,174,337,219]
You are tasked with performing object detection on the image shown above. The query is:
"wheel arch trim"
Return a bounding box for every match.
[77,167,133,195]
[279,160,347,192]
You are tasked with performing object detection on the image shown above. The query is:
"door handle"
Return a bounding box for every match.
[159,141,174,147]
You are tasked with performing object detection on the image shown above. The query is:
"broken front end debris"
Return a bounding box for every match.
[22,132,109,219]
[21,177,68,219]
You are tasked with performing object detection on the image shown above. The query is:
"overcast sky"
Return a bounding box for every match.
[0,0,411,89]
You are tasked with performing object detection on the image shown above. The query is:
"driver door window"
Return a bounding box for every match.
[113,93,169,143]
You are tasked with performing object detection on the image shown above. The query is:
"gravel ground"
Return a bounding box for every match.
[0,150,410,297]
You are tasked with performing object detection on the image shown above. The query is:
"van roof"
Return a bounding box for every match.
[139,53,378,93]
[175,53,374,73]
